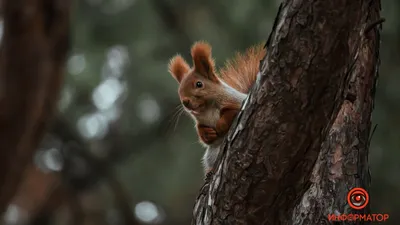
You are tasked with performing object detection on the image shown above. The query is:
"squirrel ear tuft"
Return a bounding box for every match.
[168,54,190,83]
[191,41,218,82]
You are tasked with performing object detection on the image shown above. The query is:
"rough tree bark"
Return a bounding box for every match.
[0,0,71,214]
[192,0,381,224]
[292,1,381,224]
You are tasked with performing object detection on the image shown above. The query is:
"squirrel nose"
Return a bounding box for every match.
[182,99,191,108]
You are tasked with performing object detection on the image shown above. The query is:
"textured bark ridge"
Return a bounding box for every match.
[292,1,381,223]
[0,0,71,214]
[192,0,381,224]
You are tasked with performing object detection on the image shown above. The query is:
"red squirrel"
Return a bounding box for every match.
[168,41,265,178]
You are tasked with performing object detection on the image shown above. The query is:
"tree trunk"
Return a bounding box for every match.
[192,0,381,224]
[0,0,71,214]
[292,2,381,223]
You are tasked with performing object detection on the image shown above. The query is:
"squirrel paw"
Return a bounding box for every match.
[216,107,240,136]
[197,125,218,144]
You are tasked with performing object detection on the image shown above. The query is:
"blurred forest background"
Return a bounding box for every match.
[2,0,398,225]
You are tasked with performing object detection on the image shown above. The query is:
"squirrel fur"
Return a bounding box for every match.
[168,41,266,177]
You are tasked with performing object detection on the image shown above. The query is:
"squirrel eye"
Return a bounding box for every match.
[195,81,203,88]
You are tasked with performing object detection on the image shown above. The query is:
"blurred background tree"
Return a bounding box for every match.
[1,0,398,224]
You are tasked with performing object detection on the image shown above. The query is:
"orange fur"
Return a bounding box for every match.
[168,42,266,140]
[215,106,240,136]
[168,54,190,83]
[197,124,218,144]
[167,41,266,177]
[191,41,219,82]
[219,43,266,93]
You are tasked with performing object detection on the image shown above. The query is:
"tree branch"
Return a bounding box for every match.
[0,0,70,214]
[192,0,381,224]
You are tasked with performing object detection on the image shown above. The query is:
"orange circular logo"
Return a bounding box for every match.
[347,187,369,210]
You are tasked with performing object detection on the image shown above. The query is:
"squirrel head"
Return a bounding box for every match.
[168,41,222,116]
